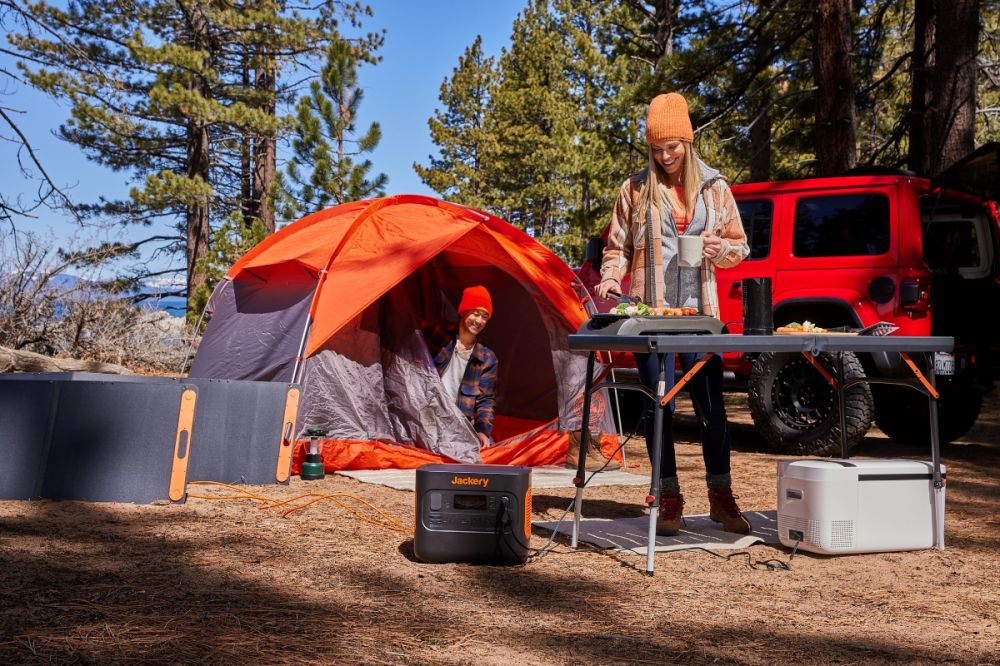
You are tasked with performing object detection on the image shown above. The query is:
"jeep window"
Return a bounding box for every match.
[736,199,772,259]
[921,200,992,279]
[793,193,890,257]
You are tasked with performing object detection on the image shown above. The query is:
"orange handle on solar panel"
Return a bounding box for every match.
[169,388,197,502]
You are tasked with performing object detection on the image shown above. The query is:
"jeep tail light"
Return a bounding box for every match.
[899,276,931,313]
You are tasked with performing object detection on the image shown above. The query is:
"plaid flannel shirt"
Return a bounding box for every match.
[433,339,498,438]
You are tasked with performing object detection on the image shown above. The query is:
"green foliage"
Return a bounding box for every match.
[980,3,1000,145]
[277,35,387,223]
[413,35,496,209]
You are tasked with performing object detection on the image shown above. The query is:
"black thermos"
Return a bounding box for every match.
[741,277,773,335]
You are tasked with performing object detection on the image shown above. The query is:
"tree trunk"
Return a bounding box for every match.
[186,4,212,316]
[750,17,774,182]
[749,107,772,182]
[652,0,677,58]
[240,59,254,223]
[908,0,935,175]
[252,57,277,233]
[813,0,857,176]
[186,116,211,313]
[929,0,979,176]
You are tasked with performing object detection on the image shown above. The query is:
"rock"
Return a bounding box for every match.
[0,346,131,375]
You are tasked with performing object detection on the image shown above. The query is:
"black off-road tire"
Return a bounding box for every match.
[747,351,874,456]
[874,384,984,446]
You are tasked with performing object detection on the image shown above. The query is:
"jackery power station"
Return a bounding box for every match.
[414,464,532,564]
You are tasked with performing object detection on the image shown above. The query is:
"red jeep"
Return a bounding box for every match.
[579,143,1000,455]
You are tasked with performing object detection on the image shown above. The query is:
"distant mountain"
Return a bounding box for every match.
[4,271,187,319]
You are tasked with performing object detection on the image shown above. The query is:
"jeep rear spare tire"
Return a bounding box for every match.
[748,351,874,456]
[873,384,984,446]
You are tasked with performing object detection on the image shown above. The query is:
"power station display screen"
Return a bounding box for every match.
[453,493,488,511]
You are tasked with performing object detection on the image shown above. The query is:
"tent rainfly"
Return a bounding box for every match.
[189,195,617,471]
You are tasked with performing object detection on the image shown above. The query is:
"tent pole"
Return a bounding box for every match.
[180,278,229,377]
[608,360,626,468]
[290,316,314,387]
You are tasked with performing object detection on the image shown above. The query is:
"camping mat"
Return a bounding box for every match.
[533,511,779,554]
[336,465,648,492]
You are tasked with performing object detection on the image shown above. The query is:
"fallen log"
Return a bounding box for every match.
[0,346,131,375]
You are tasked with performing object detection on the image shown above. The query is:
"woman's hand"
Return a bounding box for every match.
[701,232,723,259]
[596,279,621,300]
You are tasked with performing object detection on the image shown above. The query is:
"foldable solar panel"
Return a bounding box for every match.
[0,373,299,503]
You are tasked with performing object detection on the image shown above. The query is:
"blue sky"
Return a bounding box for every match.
[1,2,524,257]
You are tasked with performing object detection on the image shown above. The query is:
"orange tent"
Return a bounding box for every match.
[190,195,617,471]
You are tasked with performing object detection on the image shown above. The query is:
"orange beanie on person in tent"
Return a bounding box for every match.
[458,285,493,317]
[645,92,694,143]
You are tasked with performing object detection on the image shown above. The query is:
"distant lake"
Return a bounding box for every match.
[138,296,186,319]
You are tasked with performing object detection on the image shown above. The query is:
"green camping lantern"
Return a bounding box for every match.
[300,427,327,480]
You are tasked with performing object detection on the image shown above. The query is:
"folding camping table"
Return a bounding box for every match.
[567,326,954,576]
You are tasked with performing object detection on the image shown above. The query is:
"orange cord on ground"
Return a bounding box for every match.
[186,480,414,534]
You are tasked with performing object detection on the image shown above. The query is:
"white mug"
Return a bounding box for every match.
[678,235,704,268]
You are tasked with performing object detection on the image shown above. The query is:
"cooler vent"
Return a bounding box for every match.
[830,520,855,548]
[778,515,821,546]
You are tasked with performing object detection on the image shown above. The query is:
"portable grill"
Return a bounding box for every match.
[580,314,724,336]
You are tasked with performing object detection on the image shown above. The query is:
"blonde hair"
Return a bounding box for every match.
[637,141,701,228]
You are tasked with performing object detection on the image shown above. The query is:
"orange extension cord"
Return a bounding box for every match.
[186,480,414,534]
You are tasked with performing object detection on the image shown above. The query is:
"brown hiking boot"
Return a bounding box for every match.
[655,491,685,536]
[708,488,752,534]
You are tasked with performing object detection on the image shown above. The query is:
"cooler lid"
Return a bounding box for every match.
[778,458,942,481]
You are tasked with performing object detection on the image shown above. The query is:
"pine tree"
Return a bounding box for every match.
[277,36,387,222]
[552,0,638,259]
[414,35,496,209]
[483,0,578,252]
[928,0,980,175]
[9,0,381,317]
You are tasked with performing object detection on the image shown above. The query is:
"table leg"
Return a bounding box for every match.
[572,351,597,549]
[925,354,945,549]
[836,352,849,459]
[645,354,668,576]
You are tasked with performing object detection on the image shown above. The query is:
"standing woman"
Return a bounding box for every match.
[595,92,752,535]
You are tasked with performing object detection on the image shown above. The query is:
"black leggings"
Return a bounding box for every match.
[633,351,731,479]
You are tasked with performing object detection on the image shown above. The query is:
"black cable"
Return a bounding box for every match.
[663,545,792,571]
[524,424,644,563]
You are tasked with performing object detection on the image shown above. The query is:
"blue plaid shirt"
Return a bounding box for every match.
[434,339,498,438]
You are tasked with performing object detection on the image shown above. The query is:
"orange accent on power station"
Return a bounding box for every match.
[524,486,533,543]
[275,387,301,483]
[169,388,197,501]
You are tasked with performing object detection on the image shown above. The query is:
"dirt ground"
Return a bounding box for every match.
[1,390,998,666]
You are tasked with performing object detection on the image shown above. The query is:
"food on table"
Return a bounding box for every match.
[649,306,700,316]
[609,302,701,317]
[776,320,827,333]
[611,301,651,317]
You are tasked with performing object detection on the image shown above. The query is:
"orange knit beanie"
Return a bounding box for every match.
[458,285,492,316]
[645,92,694,143]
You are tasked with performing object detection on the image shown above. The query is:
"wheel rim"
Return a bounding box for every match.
[770,356,836,431]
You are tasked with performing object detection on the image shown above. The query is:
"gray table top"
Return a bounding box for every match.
[568,333,954,355]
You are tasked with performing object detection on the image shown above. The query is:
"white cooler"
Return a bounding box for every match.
[777,458,946,554]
